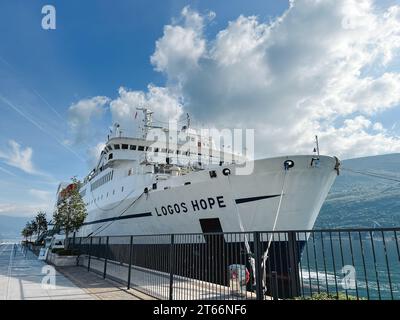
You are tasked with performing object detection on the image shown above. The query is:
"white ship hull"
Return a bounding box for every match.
[76,155,338,239]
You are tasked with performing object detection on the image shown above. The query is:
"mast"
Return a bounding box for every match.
[315,135,320,157]
[136,107,154,139]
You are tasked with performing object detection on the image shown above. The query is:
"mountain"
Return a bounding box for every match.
[0,215,33,241]
[315,153,400,229]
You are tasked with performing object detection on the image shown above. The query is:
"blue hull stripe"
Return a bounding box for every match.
[83,212,152,225]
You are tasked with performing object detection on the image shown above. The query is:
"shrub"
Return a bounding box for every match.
[294,293,363,300]
[51,248,80,256]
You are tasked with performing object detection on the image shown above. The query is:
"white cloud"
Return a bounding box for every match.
[109,85,183,137]
[0,187,54,217]
[150,6,207,80]
[147,0,400,159]
[66,1,400,160]
[0,140,38,174]
[68,96,110,144]
[373,122,384,132]
[0,202,52,217]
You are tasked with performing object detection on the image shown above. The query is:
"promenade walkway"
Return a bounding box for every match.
[0,242,146,300]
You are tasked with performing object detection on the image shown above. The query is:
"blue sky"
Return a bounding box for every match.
[1,0,400,217]
[0,1,288,217]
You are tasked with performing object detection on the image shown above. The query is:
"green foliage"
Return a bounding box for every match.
[294,293,364,300]
[51,248,80,256]
[53,177,87,247]
[21,211,49,242]
[21,221,36,241]
[35,211,48,237]
[30,219,38,234]
[21,227,30,240]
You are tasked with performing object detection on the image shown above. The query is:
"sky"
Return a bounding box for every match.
[0,0,400,218]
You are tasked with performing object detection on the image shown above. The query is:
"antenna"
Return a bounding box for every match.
[315,135,320,157]
[136,107,154,139]
[113,123,120,138]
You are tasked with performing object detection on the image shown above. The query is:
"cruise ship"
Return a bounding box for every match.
[56,108,340,239]
[55,108,340,294]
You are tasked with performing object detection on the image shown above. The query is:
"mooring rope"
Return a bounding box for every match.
[227,173,256,286]
[261,166,289,292]
[87,190,147,238]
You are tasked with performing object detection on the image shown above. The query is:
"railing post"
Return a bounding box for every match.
[127,236,133,290]
[76,237,81,266]
[271,271,279,300]
[88,237,92,272]
[287,231,301,298]
[103,236,109,279]
[169,234,175,300]
[253,231,264,300]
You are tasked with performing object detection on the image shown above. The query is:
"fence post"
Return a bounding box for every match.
[127,236,133,290]
[271,271,279,300]
[88,237,92,272]
[253,231,264,300]
[287,231,301,298]
[76,237,81,266]
[169,234,175,300]
[103,236,109,279]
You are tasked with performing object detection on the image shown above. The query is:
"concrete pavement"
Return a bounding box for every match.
[0,243,92,300]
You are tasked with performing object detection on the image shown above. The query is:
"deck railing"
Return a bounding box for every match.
[68,227,400,300]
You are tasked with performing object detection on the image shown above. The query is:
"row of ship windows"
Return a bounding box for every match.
[107,144,216,156]
[90,171,113,191]
[87,186,125,206]
[86,171,219,206]
[107,145,218,161]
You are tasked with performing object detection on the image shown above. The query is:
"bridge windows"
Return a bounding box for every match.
[138,146,145,151]
[122,144,128,150]
[130,145,136,150]
[114,144,120,149]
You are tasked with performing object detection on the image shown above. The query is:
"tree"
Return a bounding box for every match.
[23,221,35,242]
[35,211,48,238]
[21,227,30,242]
[53,177,87,248]
[30,219,38,241]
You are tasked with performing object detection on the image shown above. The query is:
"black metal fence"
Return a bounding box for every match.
[68,227,400,300]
